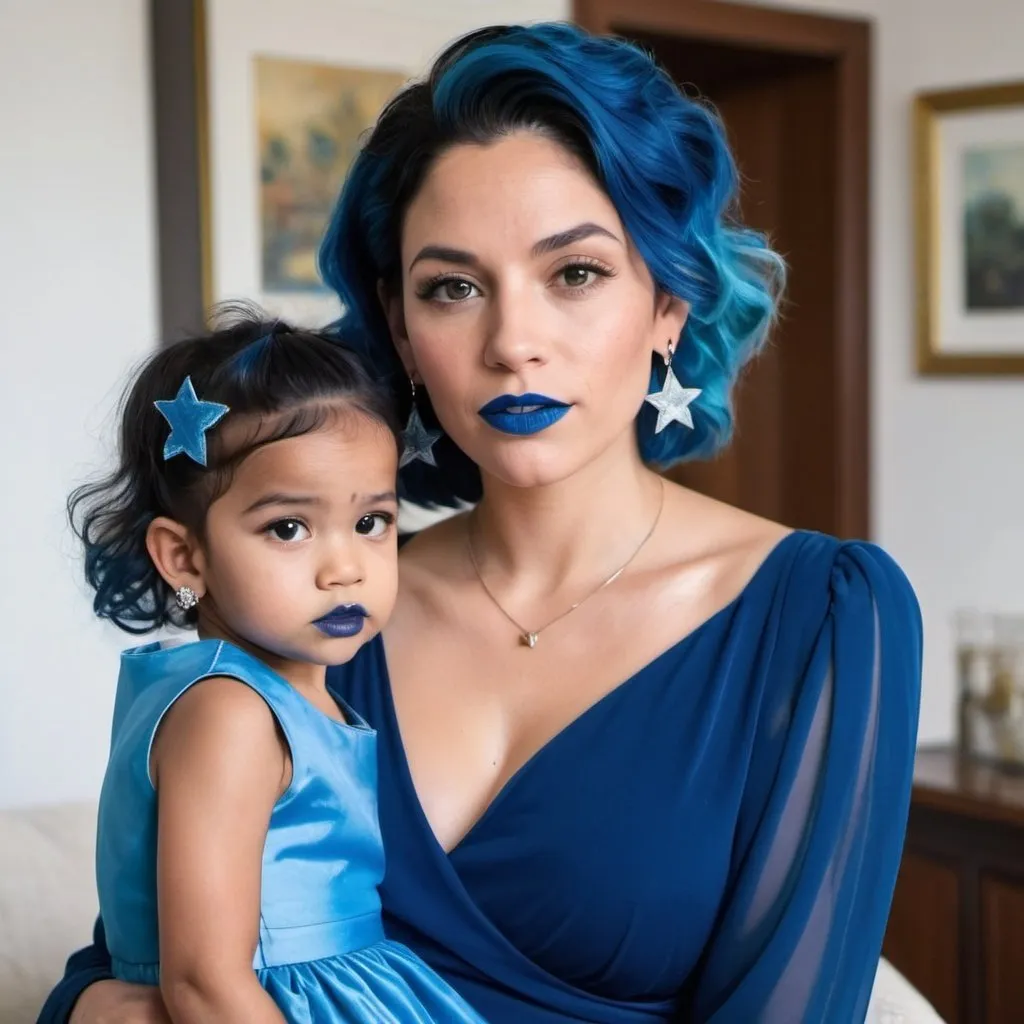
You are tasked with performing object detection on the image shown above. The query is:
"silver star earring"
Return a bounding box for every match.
[400,378,442,468]
[644,339,702,433]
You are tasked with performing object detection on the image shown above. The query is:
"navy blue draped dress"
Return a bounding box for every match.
[41,531,921,1023]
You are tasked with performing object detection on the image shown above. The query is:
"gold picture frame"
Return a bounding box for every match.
[916,81,1024,375]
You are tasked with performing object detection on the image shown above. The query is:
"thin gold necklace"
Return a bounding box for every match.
[466,479,666,648]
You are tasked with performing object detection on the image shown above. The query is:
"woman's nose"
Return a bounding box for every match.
[482,286,551,372]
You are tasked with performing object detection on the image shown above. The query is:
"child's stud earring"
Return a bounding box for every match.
[175,585,199,611]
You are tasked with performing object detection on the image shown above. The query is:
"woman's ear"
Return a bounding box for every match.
[377,279,417,378]
[145,517,206,598]
[654,294,690,359]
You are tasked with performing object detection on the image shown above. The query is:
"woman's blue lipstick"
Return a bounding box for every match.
[477,393,570,435]
[312,604,368,638]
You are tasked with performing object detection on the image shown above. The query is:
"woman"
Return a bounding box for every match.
[45,22,921,1024]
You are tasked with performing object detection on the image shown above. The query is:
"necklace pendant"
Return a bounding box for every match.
[520,631,539,649]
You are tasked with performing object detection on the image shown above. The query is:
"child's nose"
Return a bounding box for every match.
[316,543,365,589]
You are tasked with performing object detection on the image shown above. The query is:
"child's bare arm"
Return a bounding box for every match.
[151,677,291,1024]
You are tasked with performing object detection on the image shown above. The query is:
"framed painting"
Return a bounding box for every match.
[150,0,408,336]
[916,81,1024,374]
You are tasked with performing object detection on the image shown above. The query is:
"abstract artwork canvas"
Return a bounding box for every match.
[256,57,406,297]
[150,0,412,334]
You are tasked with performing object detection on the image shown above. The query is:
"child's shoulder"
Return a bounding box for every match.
[156,670,282,752]
[112,638,281,733]
[120,637,278,690]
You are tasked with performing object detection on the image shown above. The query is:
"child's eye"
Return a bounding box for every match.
[266,518,310,543]
[356,512,395,538]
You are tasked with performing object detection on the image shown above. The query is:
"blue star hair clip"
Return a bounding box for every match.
[154,376,230,466]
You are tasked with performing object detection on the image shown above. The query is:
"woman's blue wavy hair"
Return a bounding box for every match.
[320,22,785,508]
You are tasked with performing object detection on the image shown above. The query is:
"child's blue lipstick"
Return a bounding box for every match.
[477,393,571,435]
[312,604,369,638]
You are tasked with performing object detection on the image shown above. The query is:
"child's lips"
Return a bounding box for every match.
[312,605,368,638]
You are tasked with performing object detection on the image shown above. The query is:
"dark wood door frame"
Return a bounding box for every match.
[575,0,871,539]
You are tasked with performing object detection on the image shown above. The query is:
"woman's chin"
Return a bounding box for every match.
[474,444,601,492]
[455,417,638,492]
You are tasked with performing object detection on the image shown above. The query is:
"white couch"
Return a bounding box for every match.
[0,801,945,1024]
[0,803,100,1024]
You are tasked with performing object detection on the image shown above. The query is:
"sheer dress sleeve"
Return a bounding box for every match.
[691,541,922,1023]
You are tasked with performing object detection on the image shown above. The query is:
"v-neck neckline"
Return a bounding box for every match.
[374,530,806,858]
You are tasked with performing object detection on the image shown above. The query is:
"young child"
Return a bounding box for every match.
[69,312,485,1023]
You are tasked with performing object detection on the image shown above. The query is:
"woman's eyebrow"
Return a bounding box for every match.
[409,222,621,272]
[531,222,622,256]
[409,245,480,271]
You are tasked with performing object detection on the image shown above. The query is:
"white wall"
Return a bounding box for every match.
[2,0,1022,808]
[872,0,1024,744]
[0,0,569,811]
[744,0,1024,744]
[0,0,158,810]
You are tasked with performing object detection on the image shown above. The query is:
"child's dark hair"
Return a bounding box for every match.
[69,306,400,635]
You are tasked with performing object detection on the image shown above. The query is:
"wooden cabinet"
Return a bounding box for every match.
[883,747,1024,1023]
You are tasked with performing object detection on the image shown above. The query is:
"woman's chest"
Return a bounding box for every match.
[377,657,755,999]
[383,584,748,853]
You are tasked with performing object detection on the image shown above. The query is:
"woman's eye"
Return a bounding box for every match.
[561,265,594,287]
[356,513,394,538]
[422,278,480,304]
[266,519,310,543]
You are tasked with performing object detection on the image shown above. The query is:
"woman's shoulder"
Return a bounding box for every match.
[662,484,914,597]
[682,503,923,744]
[769,528,918,623]
[733,525,922,686]
[656,486,919,648]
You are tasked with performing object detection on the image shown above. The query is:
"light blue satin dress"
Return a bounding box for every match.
[95,638,485,1023]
